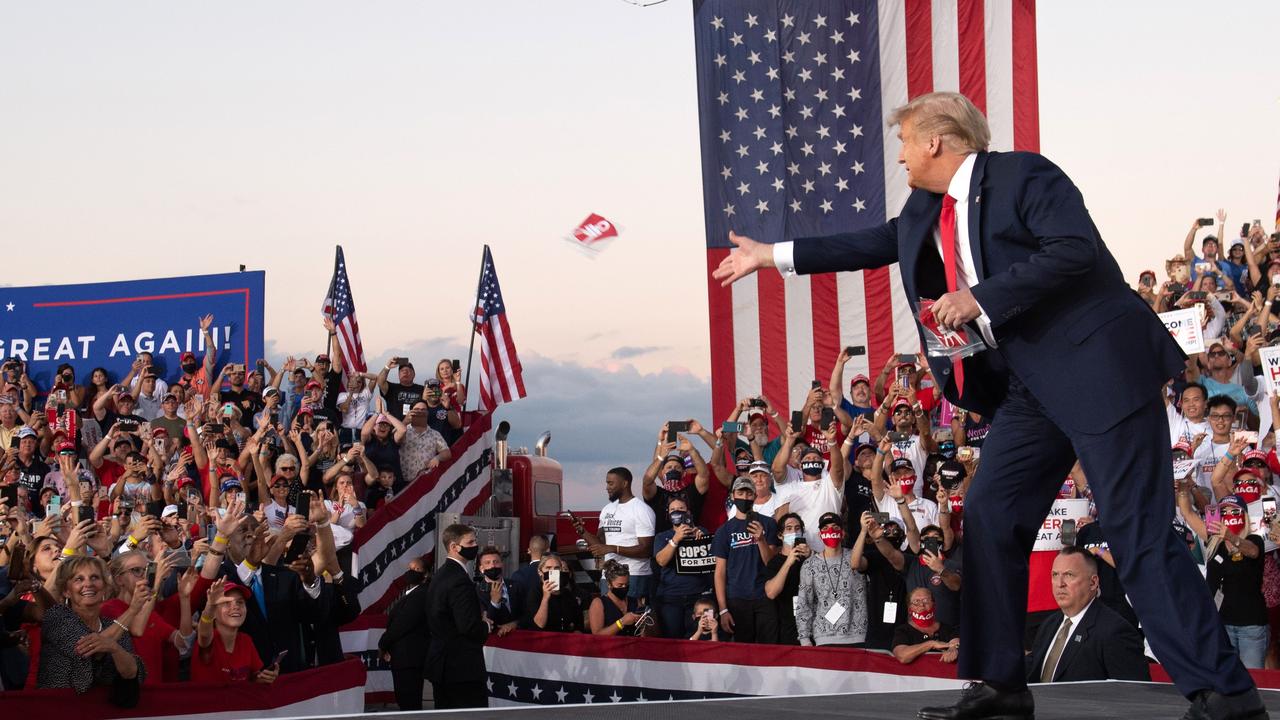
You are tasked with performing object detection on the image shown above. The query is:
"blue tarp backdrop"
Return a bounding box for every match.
[0,272,265,391]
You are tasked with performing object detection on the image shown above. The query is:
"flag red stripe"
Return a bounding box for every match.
[707,248,736,422]
[483,329,511,405]
[904,0,934,101]
[810,273,840,388]
[1012,0,1040,152]
[862,269,896,393]
[757,269,789,417]
[957,0,987,113]
[497,314,527,398]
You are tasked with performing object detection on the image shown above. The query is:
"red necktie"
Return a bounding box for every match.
[938,194,965,396]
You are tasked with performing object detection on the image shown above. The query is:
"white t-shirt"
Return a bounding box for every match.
[1192,438,1231,500]
[890,436,928,496]
[783,473,843,547]
[725,492,785,522]
[1167,404,1209,446]
[337,388,373,430]
[876,495,941,533]
[599,496,656,576]
[264,501,294,530]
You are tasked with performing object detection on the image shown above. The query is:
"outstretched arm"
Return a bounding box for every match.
[713,221,900,287]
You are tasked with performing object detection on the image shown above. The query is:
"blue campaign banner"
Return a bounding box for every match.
[0,272,265,391]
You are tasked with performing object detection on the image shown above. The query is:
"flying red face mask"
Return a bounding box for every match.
[909,608,935,628]
[819,527,843,548]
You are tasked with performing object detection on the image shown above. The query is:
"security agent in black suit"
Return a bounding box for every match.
[379,557,432,711]
[476,546,522,633]
[1026,548,1149,684]
[425,523,491,710]
[714,91,1264,720]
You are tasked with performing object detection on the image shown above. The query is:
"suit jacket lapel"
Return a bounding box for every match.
[1053,604,1096,681]
[903,191,944,301]
[966,151,990,280]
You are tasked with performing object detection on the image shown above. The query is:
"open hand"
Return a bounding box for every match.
[712,231,775,286]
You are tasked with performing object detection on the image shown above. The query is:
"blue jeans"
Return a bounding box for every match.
[1224,624,1268,669]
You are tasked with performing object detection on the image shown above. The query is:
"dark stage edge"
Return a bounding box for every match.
[300,682,1280,719]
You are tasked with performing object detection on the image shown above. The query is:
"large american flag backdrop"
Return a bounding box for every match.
[695,0,1039,420]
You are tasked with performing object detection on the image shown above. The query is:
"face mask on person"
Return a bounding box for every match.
[403,569,424,586]
[800,460,824,477]
[819,527,843,548]
[735,457,751,472]
[948,494,965,513]
[458,544,479,561]
[909,607,935,629]
[182,362,199,374]
[1234,479,1262,504]
[669,510,690,527]
[482,567,503,581]
[897,474,917,494]
[610,585,629,599]
[732,498,754,515]
[1223,512,1246,535]
[782,532,800,546]
[665,469,683,483]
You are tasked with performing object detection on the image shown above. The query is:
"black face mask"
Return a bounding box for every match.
[482,567,503,581]
[733,498,754,514]
[402,569,424,586]
[735,458,751,471]
[458,544,479,561]
[610,585,629,599]
[669,510,690,527]
[882,533,904,548]
[664,468,683,483]
[181,362,198,374]
[800,460,824,477]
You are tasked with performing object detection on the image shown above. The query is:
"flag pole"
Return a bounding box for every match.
[461,245,489,413]
[326,246,339,376]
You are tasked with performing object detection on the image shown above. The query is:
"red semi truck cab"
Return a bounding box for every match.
[488,431,599,560]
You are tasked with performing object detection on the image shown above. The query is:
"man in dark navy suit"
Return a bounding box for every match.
[1025,547,1148,684]
[714,92,1264,720]
[425,524,491,709]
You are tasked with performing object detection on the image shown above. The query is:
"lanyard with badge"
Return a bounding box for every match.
[817,553,848,625]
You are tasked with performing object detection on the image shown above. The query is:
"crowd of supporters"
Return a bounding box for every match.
[0,312,470,705]
[424,213,1280,695]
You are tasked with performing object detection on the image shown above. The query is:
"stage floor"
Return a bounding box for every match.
[344,682,1280,720]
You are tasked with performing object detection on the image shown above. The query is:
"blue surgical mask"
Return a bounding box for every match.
[782,532,799,546]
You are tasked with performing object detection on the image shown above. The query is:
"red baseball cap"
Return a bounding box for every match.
[849,373,871,387]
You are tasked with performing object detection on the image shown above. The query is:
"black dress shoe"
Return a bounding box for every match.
[1180,688,1270,720]
[917,682,1035,720]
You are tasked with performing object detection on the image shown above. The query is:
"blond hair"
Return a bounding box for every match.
[889,92,990,154]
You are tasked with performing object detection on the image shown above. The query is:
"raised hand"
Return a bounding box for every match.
[712,231,775,287]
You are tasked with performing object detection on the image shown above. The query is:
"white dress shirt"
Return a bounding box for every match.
[1039,598,1094,681]
[773,152,996,347]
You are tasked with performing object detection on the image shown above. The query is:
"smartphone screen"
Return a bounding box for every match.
[722,421,745,433]
[789,411,803,433]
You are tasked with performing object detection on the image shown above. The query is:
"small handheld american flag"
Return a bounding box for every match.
[471,246,526,412]
[322,245,367,375]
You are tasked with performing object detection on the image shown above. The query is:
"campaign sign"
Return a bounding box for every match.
[1259,346,1280,397]
[1159,308,1205,355]
[0,272,264,390]
[1033,498,1090,551]
[674,536,715,575]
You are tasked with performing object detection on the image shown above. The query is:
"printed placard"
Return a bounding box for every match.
[1159,308,1205,355]
[674,536,715,575]
[1033,499,1091,551]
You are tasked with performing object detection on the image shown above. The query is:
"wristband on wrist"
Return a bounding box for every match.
[896,498,907,505]
[718,608,729,616]
[111,619,129,633]
[242,560,258,571]
[615,620,624,630]
[62,547,78,557]
[214,534,229,544]
[199,614,214,624]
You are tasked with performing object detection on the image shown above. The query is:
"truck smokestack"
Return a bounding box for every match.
[495,422,511,470]
[534,431,552,457]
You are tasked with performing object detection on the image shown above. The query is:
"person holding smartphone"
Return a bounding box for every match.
[764,513,810,645]
[652,497,712,638]
[519,553,582,632]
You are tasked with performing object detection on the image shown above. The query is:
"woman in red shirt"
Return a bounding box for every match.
[192,581,279,684]
[435,358,467,412]
[103,550,195,683]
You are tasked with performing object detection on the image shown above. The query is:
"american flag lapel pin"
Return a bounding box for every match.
[974,195,980,204]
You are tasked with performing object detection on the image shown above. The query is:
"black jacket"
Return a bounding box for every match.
[379,583,431,671]
[307,574,363,667]
[223,560,323,674]
[425,559,489,683]
[477,578,522,626]
[1025,601,1150,683]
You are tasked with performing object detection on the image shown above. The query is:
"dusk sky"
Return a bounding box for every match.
[2,1,1277,505]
